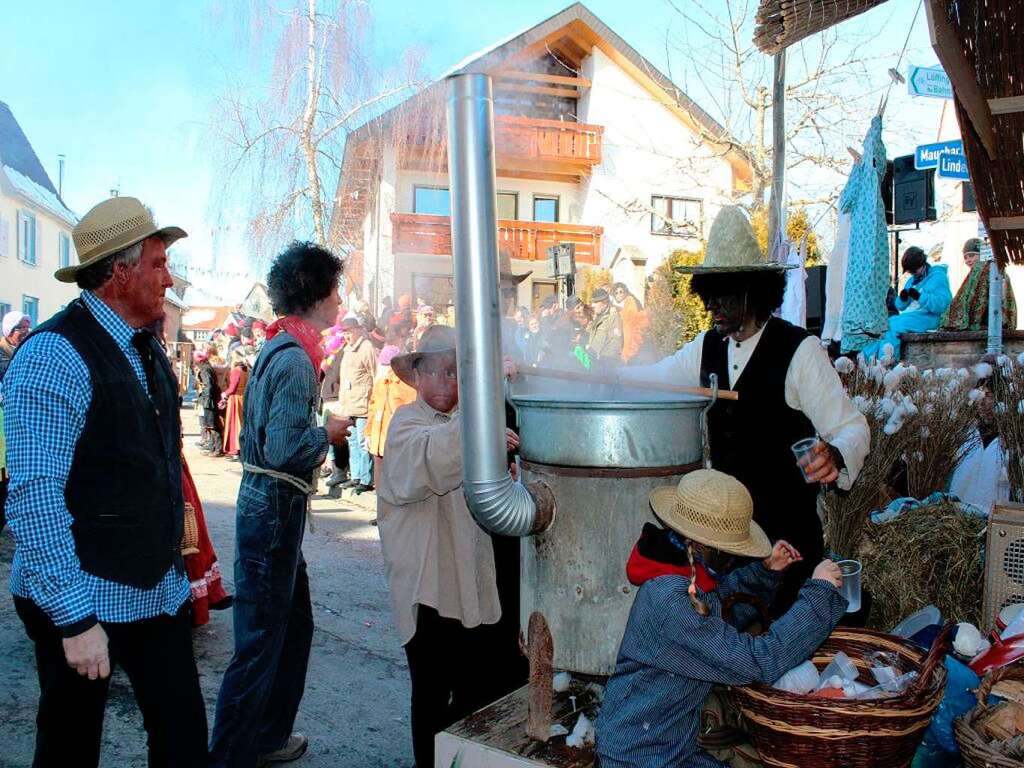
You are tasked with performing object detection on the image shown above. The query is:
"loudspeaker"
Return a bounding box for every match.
[963,181,977,213]
[804,265,827,336]
[983,502,1024,631]
[892,154,937,225]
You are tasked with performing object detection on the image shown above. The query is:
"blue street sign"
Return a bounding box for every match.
[908,65,953,99]
[915,140,963,169]
[938,149,970,180]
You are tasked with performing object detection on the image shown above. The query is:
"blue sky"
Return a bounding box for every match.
[3,1,942,301]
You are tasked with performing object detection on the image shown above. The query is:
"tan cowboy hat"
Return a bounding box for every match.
[499,250,532,284]
[392,325,456,387]
[674,205,794,274]
[649,468,771,558]
[57,196,187,283]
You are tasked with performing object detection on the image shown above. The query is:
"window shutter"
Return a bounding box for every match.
[17,211,25,260]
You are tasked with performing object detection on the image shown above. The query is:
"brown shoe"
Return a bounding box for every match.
[257,733,308,766]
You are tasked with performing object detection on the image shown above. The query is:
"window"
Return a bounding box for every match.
[651,196,702,237]
[497,192,518,220]
[0,302,11,319]
[59,231,71,269]
[533,196,559,223]
[412,272,455,316]
[413,186,450,216]
[17,210,37,265]
[22,295,39,325]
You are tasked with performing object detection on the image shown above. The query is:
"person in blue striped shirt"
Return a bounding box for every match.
[595,469,846,768]
[3,196,208,767]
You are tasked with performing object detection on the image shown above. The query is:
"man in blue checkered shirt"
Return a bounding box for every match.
[3,196,208,767]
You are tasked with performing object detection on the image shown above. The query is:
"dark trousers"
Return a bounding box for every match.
[14,597,207,768]
[403,606,511,768]
[209,480,313,768]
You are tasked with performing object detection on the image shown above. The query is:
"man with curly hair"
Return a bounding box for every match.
[210,241,352,768]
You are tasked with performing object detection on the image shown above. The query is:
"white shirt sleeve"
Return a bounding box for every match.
[784,337,870,490]
[623,332,705,387]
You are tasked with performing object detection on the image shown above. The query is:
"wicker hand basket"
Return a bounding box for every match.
[180,501,200,556]
[731,625,951,768]
[955,662,1024,768]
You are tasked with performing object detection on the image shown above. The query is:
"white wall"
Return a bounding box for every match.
[578,47,734,277]
[0,189,77,324]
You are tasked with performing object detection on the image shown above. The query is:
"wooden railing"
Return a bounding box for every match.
[494,115,603,167]
[399,116,602,179]
[391,213,602,265]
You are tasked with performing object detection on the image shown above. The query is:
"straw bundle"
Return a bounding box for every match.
[753,0,890,55]
[861,501,985,631]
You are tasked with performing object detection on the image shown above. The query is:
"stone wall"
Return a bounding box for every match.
[902,330,1024,369]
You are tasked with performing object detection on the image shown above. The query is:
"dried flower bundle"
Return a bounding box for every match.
[824,355,980,558]
[987,353,1024,501]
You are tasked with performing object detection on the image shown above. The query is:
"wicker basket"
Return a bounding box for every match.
[180,501,200,556]
[955,662,1024,768]
[732,625,951,768]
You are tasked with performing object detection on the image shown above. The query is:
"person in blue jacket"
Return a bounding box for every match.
[862,246,952,361]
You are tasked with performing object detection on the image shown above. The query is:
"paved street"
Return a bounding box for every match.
[0,407,412,767]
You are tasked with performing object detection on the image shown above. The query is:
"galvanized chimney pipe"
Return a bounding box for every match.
[446,73,554,537]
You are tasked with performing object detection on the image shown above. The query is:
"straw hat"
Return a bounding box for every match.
[674,205,794,274]
[57,196,187,283]
[392,325,456,387]
[649,469,771,558]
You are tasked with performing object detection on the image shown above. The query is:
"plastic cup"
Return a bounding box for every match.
[791,437,819,480]
[817,651,858,688]
[838,560,862,614]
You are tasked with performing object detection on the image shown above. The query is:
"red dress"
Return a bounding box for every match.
[221,365,249,456]
[182,456,231,626]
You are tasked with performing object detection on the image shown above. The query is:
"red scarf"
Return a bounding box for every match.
[266,316,324,371]
[626,524,718,593]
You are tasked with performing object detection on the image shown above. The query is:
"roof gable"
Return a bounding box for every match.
[0,101,76,223]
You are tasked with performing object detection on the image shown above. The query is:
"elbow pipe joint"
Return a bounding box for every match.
[463,475,555,537]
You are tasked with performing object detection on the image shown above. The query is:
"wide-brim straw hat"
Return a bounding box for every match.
[649,468,771,559]
[674,205,795,274]
[57,196,187,283]
[499,250,532,284]
[392,325,457,387]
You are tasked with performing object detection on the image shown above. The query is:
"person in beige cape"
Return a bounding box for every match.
[377,325,519,768]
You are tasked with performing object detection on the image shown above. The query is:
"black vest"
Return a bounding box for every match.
[24,300,184,589]
[700,318,822,557]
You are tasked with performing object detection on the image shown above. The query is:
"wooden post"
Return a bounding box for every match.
[767,51,787,249]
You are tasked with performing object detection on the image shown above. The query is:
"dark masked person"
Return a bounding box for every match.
[629,206,868,614]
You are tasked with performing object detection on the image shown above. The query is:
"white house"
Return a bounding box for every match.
[329,3,752,314]
[0,101,78,325]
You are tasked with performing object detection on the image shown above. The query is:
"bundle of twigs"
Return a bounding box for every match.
[824,357,982,558]
[987,354,1024,501]
[861,501,986,631]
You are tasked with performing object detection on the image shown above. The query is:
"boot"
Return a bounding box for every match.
[325,467,348,487]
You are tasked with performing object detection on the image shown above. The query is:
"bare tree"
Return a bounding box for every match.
[207,0,422,264]
[664,0,900,212]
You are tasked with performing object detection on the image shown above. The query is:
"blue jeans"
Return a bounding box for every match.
[348,416,373,486]
[209,476,314,767]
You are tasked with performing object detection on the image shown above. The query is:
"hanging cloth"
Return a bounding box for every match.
[839,115,890,353]
[780,239,808,328]
[822,210,851,343]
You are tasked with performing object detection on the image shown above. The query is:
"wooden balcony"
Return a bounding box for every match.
[399,115,603,182]
[391,213,602,265]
